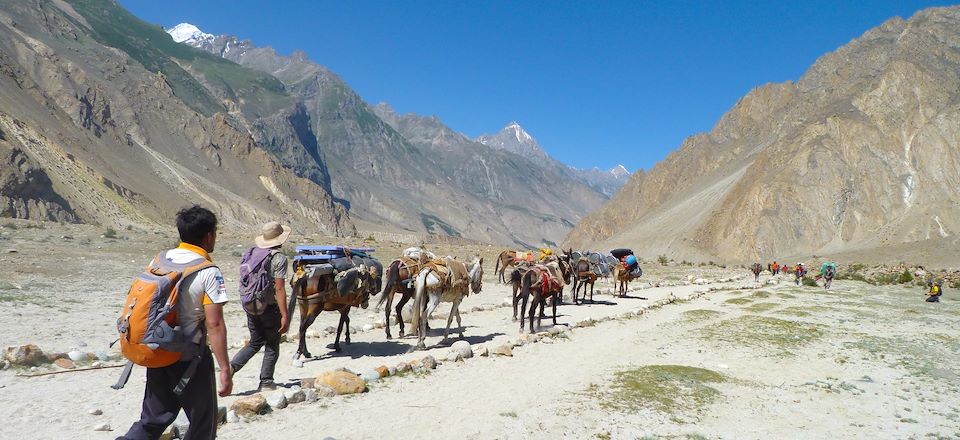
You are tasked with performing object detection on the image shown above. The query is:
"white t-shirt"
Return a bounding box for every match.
[158,247,229,339]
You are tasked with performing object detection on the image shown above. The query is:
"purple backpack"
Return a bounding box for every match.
[239,247,275,315]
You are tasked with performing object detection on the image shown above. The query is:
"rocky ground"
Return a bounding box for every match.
[0,221,957,439]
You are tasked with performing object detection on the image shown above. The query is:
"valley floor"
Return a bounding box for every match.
[0,223,957,439]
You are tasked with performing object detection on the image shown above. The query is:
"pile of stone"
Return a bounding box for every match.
[3,344,119,371]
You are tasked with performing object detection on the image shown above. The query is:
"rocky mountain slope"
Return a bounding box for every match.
[476,122,630,196]
[168,23,611,247]
[571,164,631,198]
[565,6,960,262]
[0,0,352,235]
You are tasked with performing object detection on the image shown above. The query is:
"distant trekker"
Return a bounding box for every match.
[772,261,780,275]
[820,262,837,289]
[926,279,944,303]
[751,263,763,282]
[794,263,806,286]
[229,221,291,391]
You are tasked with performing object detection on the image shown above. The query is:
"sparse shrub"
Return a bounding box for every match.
[657,255,669,266]
[873,273,898,285]
[103,228,118,239]
[841,273,867,282]
[1,222,16,230]
[364,235,376,242]
[897,269,913,284]
[681,260,692,266]
[802,276,818,287]
[125,225,134,231]
[708,261,715,267]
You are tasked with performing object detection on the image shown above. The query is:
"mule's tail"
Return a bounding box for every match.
[288,277,302,323]
[376,260,401,310]
[495,255,502,278]
[411,268,430,332]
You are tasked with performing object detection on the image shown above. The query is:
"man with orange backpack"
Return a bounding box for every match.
[116,206,232,440]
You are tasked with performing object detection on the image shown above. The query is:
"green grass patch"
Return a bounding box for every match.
[751,290,772,299]
[724,297,752,305]
[743,302,779,313]
[700,315,824,356]
[589,365,725,422]
[776,307,812,317]
[844,334,960,381]
[681,309,722,321]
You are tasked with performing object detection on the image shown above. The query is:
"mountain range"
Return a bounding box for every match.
[565,6,960,263]
[165,22,627,246]
[0,0,627,248]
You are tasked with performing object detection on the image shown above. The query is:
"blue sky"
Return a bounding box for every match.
[120,0,951,173]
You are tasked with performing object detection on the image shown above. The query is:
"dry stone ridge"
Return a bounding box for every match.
[566,6,960,263]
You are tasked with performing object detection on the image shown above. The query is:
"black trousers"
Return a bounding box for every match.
[117,349,217,440]
[230,304,281,383]
[926,294,941,302]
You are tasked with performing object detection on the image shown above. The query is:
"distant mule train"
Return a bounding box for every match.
[286,244,645,357]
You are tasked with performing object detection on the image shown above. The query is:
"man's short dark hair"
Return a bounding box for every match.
[176,205,217,245]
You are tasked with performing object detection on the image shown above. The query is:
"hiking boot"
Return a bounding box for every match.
[258,380,278,391]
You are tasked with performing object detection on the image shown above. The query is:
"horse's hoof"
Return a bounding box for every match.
[399,331,406,338]
[303,352,312,359]
[386,334,393,340]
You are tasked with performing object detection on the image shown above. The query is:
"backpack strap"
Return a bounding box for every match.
[165,259,217,309]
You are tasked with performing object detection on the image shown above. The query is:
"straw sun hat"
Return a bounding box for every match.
[255,221,291,249]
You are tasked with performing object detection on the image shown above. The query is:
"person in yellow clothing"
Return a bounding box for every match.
[926,279,944,303]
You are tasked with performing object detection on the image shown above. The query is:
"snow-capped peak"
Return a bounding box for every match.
[506,121,533,143]
[609,164,630,178]
[167,23,213,44]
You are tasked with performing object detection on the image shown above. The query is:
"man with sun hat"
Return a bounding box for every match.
[229,221,291,391]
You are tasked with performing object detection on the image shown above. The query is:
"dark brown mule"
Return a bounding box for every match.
[510,265,530,320]
[376,257,431,339]
[572,257,598,304]
[290,266,379,358]
[494,250,517,283]
[517,262,565,333]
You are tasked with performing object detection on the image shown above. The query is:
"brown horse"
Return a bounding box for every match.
[611,263,631,297]
[494,250,517,283]
[517,262,565,333]
[291,263,380,358]
[376,256,432,339]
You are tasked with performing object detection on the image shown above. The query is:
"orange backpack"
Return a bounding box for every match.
[116,251,215,368]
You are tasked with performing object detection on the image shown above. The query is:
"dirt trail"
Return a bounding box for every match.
[1,222,958,439]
